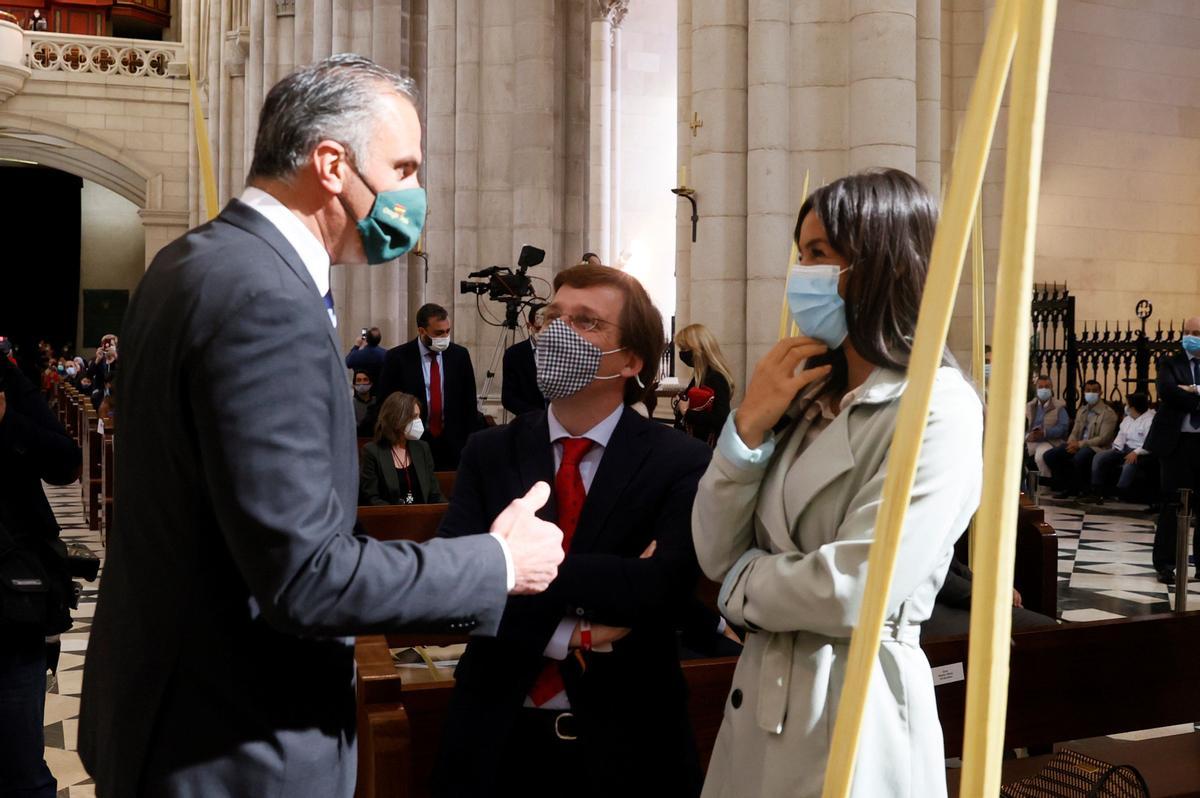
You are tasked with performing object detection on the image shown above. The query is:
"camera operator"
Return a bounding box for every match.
[0,354,82,798]
[501,304,547,417]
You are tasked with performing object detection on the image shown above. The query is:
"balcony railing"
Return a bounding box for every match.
[25,31,183,78]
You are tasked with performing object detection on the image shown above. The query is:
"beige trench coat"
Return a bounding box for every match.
[693,366,983,798]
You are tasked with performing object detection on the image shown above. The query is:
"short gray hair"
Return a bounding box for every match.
[248,54,417,182]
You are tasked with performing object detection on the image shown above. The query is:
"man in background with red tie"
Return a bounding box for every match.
[433,264,712,798]
[377,302,483,469]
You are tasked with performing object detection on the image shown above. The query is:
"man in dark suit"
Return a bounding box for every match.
[501,303,546,417]
[1146,316,1200,583]
[345,325,386,385]
[434,264,712,798]
[377,303,482,469]
[78,55,565,798]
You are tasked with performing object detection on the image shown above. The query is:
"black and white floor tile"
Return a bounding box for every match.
[1040,492,1198,620]
[43,480,102,798]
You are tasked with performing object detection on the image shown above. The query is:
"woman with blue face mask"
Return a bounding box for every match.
[691,169,984,798]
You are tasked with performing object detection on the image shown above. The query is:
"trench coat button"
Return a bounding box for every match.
[730,688,743,709]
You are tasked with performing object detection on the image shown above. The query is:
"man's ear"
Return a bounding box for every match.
[313,140,350,195]
[620,351,644,380]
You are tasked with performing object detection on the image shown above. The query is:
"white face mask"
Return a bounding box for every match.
[405,417,425,440]
[428,335,450,352]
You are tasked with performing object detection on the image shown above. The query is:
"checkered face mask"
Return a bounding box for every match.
[534,318,624,400]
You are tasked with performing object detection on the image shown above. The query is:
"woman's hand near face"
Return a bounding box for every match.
[735,337,831,449]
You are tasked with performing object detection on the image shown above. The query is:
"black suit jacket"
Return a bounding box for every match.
[377,339,481,469]
[1145,350,1200,458]
[434,408,711,797]
[501,338,544,416]
[78,200,507,798]
[359,439,445,505]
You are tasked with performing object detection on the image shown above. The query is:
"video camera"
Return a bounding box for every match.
[459,245,544,303]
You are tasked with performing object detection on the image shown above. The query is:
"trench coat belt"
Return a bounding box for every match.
[754,604,921,735]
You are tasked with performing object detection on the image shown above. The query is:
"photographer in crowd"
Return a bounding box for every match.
[0,354,82,797]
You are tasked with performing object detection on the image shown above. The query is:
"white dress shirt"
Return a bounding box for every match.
[239,187,335,327]
[527,401,625,710]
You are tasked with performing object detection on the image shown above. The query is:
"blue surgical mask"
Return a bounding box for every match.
[786,264,850,348]
[1036,388,1051,402]
[1084,392,1099,405]
[1184,335,1200,355]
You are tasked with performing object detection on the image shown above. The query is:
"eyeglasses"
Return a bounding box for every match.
[541,309,618,335]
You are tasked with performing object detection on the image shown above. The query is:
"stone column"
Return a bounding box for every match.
[690,1,748,390]
[849,0,917,173]
[275,0,295,81]
[588,8,612,262]
[425,0,456,322]
[674,0,692,334]
[512,0,557,274]
[790,4,847,211]
[915,0,940,191]
[745,0,790,383]
[608,11,622,262]
[452,0,483,351]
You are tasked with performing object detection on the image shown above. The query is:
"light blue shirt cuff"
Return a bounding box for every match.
[716,412,776,469]
[544,617,576,660]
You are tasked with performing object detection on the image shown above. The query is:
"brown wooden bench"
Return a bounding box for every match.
[356,504,447,543]
[929,612,1200,795]
[101,422,115,543]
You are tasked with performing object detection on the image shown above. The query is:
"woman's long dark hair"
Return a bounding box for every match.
[795,169,941,386]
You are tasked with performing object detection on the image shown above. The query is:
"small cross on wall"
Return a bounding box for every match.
[689,111,703,137]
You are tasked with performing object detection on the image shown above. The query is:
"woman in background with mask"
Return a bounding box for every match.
[358,391,444,505]
[673,324,734,446]
[691,169,983,798]
[351,370,375,436]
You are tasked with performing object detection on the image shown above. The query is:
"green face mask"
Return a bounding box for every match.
[344,167,427,264]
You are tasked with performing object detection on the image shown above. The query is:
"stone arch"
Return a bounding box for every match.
[0,112,160,209]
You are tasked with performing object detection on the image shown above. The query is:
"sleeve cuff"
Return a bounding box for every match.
[716,413,776,469]
[717,547,769,625]
[543,617,576,660]
[489,532,516,592]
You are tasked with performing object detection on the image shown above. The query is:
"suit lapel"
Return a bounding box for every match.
[405,343,429,418]
[571,409,652,554]
[380,449,402,499]
[517,412,558,523]
[217,199,340,355]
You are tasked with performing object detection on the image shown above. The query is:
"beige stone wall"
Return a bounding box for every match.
[947,0,1200,374]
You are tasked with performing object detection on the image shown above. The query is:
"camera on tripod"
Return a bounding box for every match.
[459,244,545,303]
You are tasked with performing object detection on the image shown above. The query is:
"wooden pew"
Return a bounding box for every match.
[356,505,447,543]
[1014,494,1058,619]
[101,422,115,542]
[353,635,737,798]
[434,471,455,500]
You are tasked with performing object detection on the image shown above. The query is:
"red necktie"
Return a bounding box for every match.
[528,437,594,707]
[427,351,443,437]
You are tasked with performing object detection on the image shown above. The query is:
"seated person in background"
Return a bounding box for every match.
[1088,391,1155,503]
[351,370,375,436]
[434,263,711,798]
[1044,379,1117,498]
[921,548,1057,640]
[672,323,734,447]
[359,391,445,506]
[501,304,546,417]
[1025,374,1069,478]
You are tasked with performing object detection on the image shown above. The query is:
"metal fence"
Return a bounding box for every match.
[1030,284,1182,413]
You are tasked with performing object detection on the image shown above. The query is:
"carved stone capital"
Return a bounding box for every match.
[276,0,295,17]
[593,0,629,28]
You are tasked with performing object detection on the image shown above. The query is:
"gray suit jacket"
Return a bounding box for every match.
[78,199,507,798]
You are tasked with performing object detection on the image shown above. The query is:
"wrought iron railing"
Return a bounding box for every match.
[1031,284,1181,412]
[25,32,183,78]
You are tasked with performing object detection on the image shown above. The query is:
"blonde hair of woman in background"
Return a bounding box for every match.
[674,323,736,396]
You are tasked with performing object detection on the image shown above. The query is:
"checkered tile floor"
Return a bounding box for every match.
[1040,491,1196,621]
[43,480,102,797]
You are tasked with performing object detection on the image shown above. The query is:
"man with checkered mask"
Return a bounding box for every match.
[434,263,713,798]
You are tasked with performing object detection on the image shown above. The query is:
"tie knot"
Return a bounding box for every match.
[559,437,594,466]
[428,350,437,360]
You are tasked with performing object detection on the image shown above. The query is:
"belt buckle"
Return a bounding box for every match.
[553,711,577,741]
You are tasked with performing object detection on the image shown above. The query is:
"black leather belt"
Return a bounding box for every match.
[522,708,578,741]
